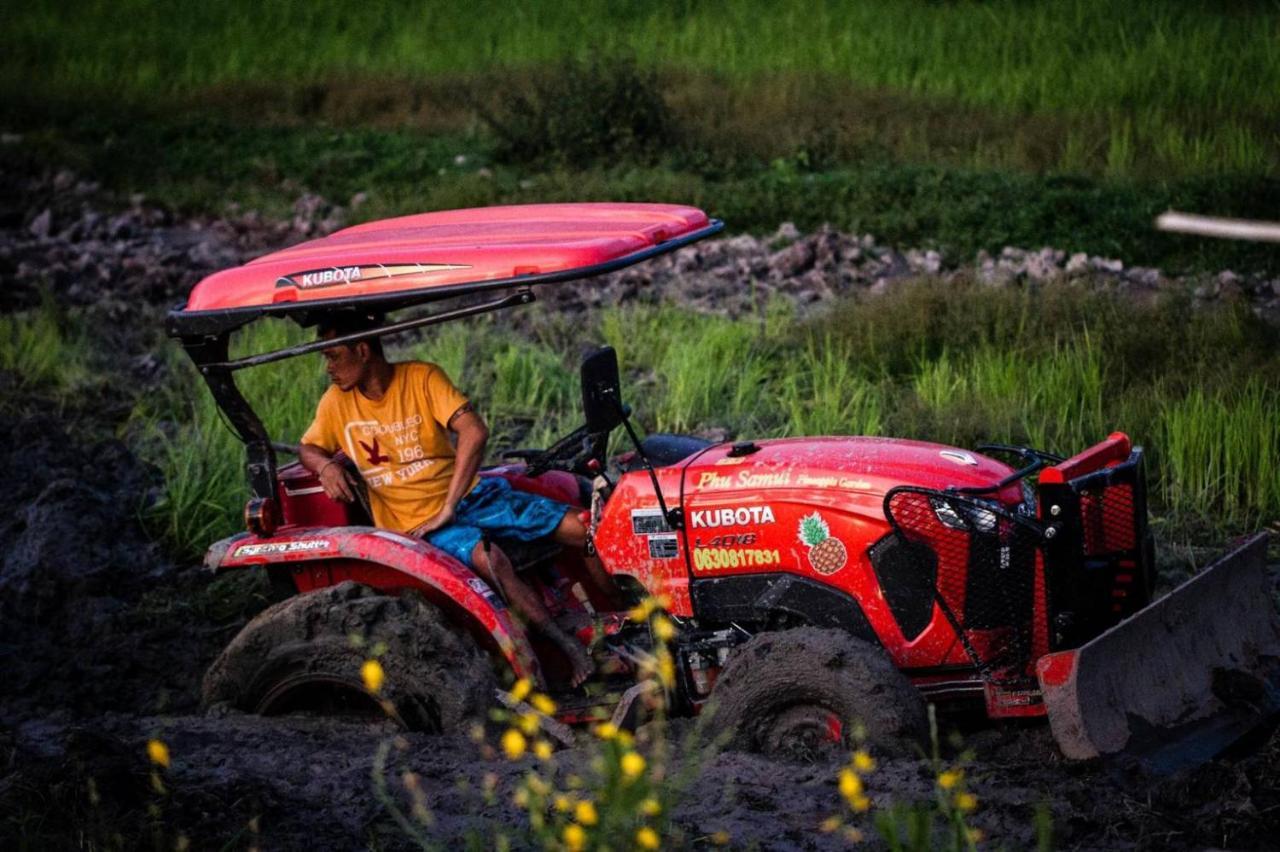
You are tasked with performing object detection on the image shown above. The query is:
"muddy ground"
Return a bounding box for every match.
[2,165,1279,850]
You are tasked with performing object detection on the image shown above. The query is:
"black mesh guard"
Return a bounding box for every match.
[883,488,1046,685]
[1039,448,1154,649]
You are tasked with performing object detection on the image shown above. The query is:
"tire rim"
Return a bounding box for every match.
[761,705,845,762]
[255,673,405,726]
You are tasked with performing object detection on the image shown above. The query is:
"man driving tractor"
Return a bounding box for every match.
[297,313,617,685]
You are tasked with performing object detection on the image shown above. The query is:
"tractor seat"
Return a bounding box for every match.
[620,433,715,472]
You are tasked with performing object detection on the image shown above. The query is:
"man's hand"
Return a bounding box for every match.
[408,503,455,538]
[319,460,358,503]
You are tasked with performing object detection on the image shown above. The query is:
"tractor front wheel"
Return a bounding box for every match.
[708,627,927,761]
[202,580,495,732]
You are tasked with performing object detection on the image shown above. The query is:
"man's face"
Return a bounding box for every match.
[320,335,369,391]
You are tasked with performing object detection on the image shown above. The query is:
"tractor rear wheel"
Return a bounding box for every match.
[202,580,495,732]
[708,627,927,761]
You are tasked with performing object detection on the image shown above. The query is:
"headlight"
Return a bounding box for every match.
[930,496,997,532]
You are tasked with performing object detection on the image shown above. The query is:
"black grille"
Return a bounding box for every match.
[883,489,1044,684]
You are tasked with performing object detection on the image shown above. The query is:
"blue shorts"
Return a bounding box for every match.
[425,476,569,567]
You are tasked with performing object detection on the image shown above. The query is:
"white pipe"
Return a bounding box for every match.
[1156,211,1280,243]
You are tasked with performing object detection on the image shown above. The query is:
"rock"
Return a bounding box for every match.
[772,222,800,245]
[1025,248,1062,281]
[1091,256,1124,274]
[1217,270,1244,302]
[906,246,947,273]
[1125,267,1162,289]
[770,238,815,277]
[29,209,53,239]
[1065,252,1089,275]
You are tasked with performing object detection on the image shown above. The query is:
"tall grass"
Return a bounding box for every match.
[138,283,1280,554]
[0,299,93,396]
[1158,379,1280,529]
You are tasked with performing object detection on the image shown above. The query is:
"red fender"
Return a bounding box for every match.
[206,526,541,683]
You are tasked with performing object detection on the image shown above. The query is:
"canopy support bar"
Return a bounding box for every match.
[201,289,536,373]
[179,288,536,502]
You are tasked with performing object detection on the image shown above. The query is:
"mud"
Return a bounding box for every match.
[3,166,1279,849]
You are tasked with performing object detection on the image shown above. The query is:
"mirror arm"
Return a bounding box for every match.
[615,403,683,530]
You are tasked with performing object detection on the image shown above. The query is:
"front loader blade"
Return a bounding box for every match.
[1037,533,1279,772]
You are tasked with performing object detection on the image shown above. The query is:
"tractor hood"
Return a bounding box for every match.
[682,437,1023,511]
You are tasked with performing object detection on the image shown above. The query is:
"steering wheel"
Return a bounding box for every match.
[504,424,598,477]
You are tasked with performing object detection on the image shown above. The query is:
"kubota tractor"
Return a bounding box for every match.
[168,203,1279,768]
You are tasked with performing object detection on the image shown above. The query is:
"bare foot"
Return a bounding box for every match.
[542,622,596,687]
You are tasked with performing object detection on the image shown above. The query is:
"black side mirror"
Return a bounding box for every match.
[581,346,624,434]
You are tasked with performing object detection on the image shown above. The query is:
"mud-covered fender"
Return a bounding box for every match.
[206,526,541,683]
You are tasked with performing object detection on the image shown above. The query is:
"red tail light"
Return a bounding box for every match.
[245,497,279,537]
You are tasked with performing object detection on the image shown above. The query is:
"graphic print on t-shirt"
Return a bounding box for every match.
[358,437,390,466]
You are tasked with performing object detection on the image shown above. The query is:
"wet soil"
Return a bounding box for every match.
[2,165,1278,849]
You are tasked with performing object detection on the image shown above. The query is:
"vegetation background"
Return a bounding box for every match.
[3,0,1278,551]
[3,3,1280,850]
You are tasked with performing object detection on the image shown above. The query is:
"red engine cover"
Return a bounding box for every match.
[594,437,1023,672]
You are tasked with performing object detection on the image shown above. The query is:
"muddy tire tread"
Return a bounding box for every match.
[202,580,494,731]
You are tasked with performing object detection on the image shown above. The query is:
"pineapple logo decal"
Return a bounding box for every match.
[799,512,847,575]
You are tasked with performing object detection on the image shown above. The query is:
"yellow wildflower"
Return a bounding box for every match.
[938,768,963,790]
[657,654,675,688]
[516,712,540,735]
[620,751,647,779]
[615,729,636,749]
[513,787,530,808]
[967,827,984,843]
[533,740,554,761]
[531,693,557,715]
[851,794,872,813]
[146,739,170,768]
[628,599,655,622]
[838,768,862,800]
[652,615,676,642]
[360,659,385,694]
[509,677,532,703]
[852,750,875,773]
[640,797,662,816]
[593,722,619,741]
[819,816,842,833]
[709,830,731,846]
[574,799,598,826]
[501,729,527,760]
[843,827,865,843]
[955,791,978,813]
[636,826,660,850]
[554,795,573,813]
[563,823,586,852]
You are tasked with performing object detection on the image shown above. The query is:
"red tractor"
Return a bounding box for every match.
[169,203,1278,767]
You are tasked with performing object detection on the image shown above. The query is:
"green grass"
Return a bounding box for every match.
[6,1,1279,178]
[135,282,1280,556]
[0,298,94,399]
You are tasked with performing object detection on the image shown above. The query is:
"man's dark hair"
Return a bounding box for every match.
[316,311,386,358]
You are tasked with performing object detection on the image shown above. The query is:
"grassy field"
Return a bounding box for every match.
[6,2,1279,273]
[117,281,1279,557]
[8,1,1280,177]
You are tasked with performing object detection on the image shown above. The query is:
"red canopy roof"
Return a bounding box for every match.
[178,203,717,315]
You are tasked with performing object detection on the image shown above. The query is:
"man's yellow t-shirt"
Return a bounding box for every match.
[301,361,478,532]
